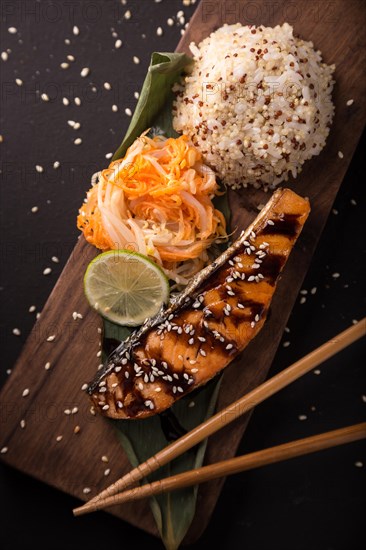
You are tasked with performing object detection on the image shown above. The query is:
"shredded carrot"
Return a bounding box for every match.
[77,132,227,283]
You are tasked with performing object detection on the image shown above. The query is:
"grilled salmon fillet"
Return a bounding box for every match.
[88,188,310,419]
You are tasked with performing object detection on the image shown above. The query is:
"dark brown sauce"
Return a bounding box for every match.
[92,214,300,413]
[261,213,300,238]
[257,253,286,283]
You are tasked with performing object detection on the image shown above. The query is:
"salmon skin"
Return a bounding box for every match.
[88,188,310,419]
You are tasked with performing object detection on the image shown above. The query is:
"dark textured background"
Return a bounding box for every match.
[0,1,365,549]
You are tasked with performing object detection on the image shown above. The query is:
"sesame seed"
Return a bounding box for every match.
[64,409,71,415]
[74,97,81,105]
[117,401,123,408]
[82,487,91,495]
[31,206,38,213]
[313,369,321,375]
[124,9,131,19]
[200,349,206,356]
[62,97,69,106]
[310,287,317,295]
[29,305,36,312]
[71,407,78,414]
[104,468,111,476]
[41,93,49,102]
[96,350,102,357]
[354,461,363,468]
[8,27,17,34]
[1,52,9,61]
[43,267,52,275]
[53,162,60,169]
[80,67,90,78]
[45,362,51,370]
[283,341,290,348]
[1,447,8,454]
[298,414,307,421]
[104,82,111,90]
[362,395,366,403]
[188,401,195,408]
[156,27,163,36]
[338,151,344,159]
[101,455,109,463]
[125,107,132,116]
[15,78,23,86]
[67,54,75,61]
[74,425,81,434]
[20,419,26,429]
[300,296,306,304]
[60,62,69,69]
[73,26,79,35]
[112,104,118,112]
[332,272,340,279]
[12,328,21,336]
[167,18,174,26]
[115,39,122,49]
[346,99,354,106]
[102,404,109,411]
[133,56,140,64]
[22,388,30,397]
[74,138,82,145]
[46,335,56,341]
[191,368,198,373]
[226,344,233,350]
[56,435,63,442]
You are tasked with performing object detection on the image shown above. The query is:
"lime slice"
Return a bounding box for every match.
[84,250,170,326]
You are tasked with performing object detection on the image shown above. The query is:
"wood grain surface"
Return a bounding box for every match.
[0,0,365,543]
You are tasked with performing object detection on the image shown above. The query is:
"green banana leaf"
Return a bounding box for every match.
[100,51,231,549]
[102,319,222,549]
[113,52,193,161]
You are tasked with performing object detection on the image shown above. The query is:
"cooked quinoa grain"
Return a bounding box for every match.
[173,23,335,190]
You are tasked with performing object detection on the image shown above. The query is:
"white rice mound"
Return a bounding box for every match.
[172,23,335,190]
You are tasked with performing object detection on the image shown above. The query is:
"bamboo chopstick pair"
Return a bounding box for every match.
[73,319,366,517]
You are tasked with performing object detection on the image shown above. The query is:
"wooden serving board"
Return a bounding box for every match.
[1,0,365,543]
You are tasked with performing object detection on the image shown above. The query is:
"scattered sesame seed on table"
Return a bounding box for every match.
[0,1,364,549]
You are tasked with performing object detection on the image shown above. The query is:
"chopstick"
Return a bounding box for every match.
[73,422,366,515]
[75,319,365,514]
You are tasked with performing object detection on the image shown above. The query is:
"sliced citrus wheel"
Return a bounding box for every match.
[84,250,170,326]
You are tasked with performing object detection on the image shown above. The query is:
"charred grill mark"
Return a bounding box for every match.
[261,213,300,237]
[88,189,310,419]
[247,253,286,283]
